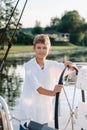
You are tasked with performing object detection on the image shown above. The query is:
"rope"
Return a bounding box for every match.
[0,0,20,46]
[0,0,29,73]
[9,0,29,44]
[63,70,78,130]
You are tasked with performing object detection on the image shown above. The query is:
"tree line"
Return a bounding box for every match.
[16,10,87,46]
[0,0,87,49]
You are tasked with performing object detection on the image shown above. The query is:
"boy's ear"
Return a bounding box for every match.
[49,47,51,52]
[33,46,35,51]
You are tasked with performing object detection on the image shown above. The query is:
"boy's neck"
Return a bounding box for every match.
[36,57,45,69]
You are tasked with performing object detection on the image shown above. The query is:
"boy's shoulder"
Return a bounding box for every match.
[24,58,35,67]
[46,59,58,64]
[46,59,64,68]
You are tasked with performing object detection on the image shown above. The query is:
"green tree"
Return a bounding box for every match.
[0,0,21,49]
[70,32,84,45]
[79,23,87,33]
[15,31,34,45]
[58,10,87,45]
[2,0,21,28]
[32,20,43,35]
[0,1,4,28]
[50,16,60,31]
[81,32,87,46]
[59,10,85,33]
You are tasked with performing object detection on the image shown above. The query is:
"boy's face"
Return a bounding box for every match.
[34,43,50,59]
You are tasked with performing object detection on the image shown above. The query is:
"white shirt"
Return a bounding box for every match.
[20,58,65,124]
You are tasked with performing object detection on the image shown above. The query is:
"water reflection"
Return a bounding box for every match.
[0,59,27,107]
[69,53,87,62]
[48,51,87,62]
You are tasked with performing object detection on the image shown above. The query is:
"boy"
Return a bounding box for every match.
[20,34,74,127]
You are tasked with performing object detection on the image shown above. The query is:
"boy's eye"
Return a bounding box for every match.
[37,47,41,49]
[36,46,47,50]
[43,47,47,49]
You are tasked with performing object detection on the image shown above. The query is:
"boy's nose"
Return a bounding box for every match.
[40,49,44,52]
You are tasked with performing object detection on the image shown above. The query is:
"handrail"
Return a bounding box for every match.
[0,96,13,130]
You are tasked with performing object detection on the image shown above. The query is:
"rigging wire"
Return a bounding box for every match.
[10,0,28,44]
[0,0,29,73]
[0,0,20,46]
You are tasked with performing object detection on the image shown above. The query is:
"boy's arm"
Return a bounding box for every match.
[37,85,63,96]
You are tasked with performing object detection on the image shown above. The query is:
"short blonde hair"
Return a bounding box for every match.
[33,34,51,47]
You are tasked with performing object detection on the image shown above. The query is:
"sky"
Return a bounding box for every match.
[17,0,87,28]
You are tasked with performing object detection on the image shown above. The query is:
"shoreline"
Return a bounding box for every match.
[0,47,87,61]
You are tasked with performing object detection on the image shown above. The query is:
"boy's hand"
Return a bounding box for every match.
[64,61,74,70]
[54,84,63,94]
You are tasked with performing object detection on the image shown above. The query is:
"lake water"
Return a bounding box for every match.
[0,52,87,130]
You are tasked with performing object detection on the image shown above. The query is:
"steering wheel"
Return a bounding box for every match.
[54,65,79,130]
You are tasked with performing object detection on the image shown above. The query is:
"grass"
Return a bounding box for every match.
[0,45,33,55]
[51,45,82,51]
[0,44,84,55]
